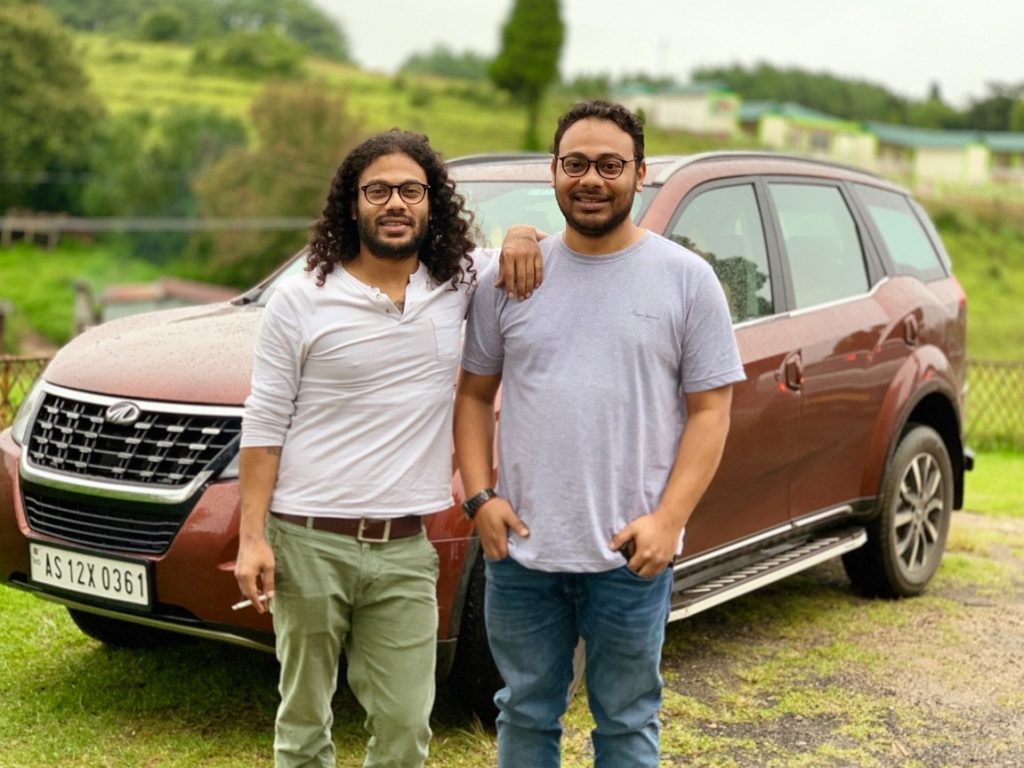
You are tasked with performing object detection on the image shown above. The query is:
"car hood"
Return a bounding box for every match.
[43,302,262,405]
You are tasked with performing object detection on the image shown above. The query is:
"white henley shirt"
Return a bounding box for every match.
[241,253,490,518]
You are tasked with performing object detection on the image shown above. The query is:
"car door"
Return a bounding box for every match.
[664,180,799,554]
[761,179,899,521]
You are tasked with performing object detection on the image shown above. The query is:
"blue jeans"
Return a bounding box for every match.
[484,557,673,768]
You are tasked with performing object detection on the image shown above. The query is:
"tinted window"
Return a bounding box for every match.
[670,184,773,322]
[853,184,946,280]
[769,183,869,309]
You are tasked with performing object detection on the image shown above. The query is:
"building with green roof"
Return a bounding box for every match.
[614,82,740,137]
[739,101,875,166]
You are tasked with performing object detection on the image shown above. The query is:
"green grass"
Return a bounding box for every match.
[76,32,748,161]
[0,450,1018,766]
[963,450,1024,517]
[0,241,188,350]
[938,215,1024,361]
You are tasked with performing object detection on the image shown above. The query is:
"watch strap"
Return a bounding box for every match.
[462,487,498,519]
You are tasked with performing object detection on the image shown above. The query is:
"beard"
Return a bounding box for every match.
[557,186,636,239]
[356,212,428,260]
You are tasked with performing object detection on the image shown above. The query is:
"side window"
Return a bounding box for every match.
[669,184,774,323]
[853,184,947,281]
[768,183,869,309]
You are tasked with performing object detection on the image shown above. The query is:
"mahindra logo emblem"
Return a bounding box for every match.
[105,401,142,426]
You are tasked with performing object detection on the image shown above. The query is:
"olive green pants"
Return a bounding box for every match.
[267,515,439,768]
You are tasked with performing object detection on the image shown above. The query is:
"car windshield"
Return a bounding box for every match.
[250,180,656,306]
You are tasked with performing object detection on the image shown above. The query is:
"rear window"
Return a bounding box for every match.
[853,184,947,281]
[769,183,870,310]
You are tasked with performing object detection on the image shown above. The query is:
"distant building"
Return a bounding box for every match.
[615,82,740,137]
[72,276,239,337]
[100,277,239,322]
[986,132,1024,185]
[739,102,876,167]
[867,123,990,186]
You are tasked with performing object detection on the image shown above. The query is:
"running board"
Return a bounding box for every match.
[669,527,867,622]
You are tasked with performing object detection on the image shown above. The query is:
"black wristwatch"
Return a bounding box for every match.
[462,488,498,520]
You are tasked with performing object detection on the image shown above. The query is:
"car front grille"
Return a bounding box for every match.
[25,391,241,489]
[22,487,187,554]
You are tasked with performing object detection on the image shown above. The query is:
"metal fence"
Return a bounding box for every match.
[1,355,1022,450]
[967,359,1024,451]
[0,355,50,428]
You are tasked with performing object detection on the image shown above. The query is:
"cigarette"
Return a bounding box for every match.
[231,594,270,611]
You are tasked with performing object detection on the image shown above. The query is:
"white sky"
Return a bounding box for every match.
[313,0,1023,107]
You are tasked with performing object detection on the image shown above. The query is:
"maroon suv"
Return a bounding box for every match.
[0,152,970,714]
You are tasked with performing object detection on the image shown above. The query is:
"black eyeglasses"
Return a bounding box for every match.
[360,181,430,206]
[557,154,640,180]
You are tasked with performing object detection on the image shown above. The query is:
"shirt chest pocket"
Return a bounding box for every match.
[431,317,463,362]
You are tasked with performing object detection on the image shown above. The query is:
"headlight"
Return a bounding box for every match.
[10,378,45,446]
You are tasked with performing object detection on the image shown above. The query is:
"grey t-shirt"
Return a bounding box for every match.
[462,231,746,572]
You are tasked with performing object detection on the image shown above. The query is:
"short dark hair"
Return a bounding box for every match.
[551,100,645,161]
[306,129,476,289]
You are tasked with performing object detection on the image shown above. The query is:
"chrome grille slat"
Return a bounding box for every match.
[25,392,241,489]
[21,386,244,553]
[22,490,182,554]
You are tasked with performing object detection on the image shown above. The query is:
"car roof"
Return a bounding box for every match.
[448,151,906,195]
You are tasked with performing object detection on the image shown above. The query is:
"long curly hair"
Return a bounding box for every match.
[306,130,476,289]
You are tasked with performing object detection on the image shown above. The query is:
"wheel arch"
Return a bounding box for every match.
[862,349,966,513]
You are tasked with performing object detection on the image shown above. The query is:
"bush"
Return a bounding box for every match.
[137,7,187,42]
[192,81,366,286]
[192,29,305,79]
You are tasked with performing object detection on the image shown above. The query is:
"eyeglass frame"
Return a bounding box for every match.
[556,153,642,180]
[359,181,431,206]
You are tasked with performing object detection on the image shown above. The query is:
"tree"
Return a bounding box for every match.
[39,0,351,61]
[959,82,1024,131]
[906,81,960,129]
[1010,100,1024,133]
[137,6,187,41]
[693,62,910,125]
[192,82,366,286]
[193,27,306,79]
[0,3,105,213]
[82,107,247,261]
[400,44,489,80]
[489,0,564,150]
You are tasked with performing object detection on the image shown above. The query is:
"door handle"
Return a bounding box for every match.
[903,316,919,346]
[776,352,803,391]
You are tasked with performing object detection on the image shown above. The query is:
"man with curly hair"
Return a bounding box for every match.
[234,129,541,768]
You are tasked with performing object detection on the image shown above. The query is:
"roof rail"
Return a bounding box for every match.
[645,150,885,185]
[447,152,550,166]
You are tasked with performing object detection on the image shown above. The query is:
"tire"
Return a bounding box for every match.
[843,423,953,598]
[67,608,182,648]
[445,554,586,722]
[446,555,504,720]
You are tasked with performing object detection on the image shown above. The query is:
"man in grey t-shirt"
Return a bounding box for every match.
[454,101,745,767]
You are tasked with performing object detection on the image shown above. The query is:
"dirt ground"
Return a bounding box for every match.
[649,512,1024,768]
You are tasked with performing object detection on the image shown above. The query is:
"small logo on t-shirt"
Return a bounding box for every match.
[631,310,660,322]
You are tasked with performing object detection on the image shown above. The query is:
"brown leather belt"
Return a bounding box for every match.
[271,513,422,542]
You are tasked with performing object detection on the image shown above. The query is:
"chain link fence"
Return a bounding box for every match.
[1,355,1022,450]
[967,359,1024,451]
[0,356,50,428]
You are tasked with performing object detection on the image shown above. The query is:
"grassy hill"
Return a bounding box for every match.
[76,33,736,159]
[1,33,1021,361]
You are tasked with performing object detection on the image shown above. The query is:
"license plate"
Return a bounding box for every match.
[29,542,151,608]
